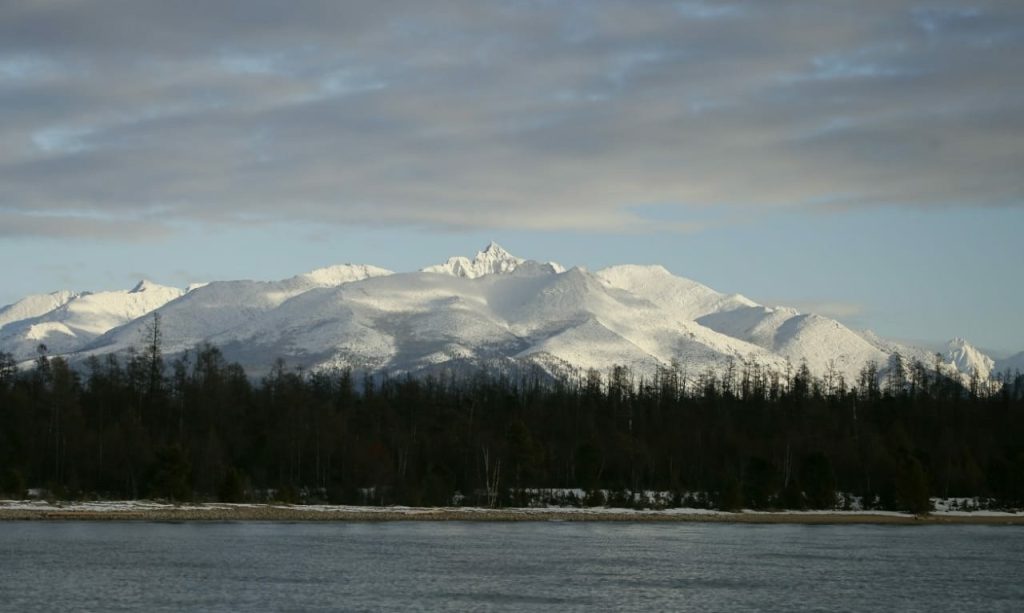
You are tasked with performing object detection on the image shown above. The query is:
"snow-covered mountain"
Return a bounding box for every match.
[0,244,1014,383]
[0,281,186,359]
[945,337,996,380]
[0,290,80,330]
[72,264,393,360]
[593,265,892,378]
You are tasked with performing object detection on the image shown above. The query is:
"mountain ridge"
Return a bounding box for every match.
[0,244,1016,384]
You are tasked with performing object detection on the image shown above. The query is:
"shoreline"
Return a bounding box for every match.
[2,502,1023,524]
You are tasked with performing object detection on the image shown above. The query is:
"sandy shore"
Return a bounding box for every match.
[2,502,1023,524]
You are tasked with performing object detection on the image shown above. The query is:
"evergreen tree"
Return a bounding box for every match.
[0,340,1019,510]
[800,452,837,509]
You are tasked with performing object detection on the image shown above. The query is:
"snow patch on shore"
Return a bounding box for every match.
[2,499,1021,518]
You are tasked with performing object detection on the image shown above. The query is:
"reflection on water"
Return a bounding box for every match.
[1,522,1022,611]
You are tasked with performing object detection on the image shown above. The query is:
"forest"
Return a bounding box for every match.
[1,317,1023,513]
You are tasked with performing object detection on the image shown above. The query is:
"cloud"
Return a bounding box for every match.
[0,211,169,240]
[788,301,867,320]
[0,0,1021,238]
[758,297,868,327]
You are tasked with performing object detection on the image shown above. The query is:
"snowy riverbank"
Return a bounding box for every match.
[2,500,1023,524]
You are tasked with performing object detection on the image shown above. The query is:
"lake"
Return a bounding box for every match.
[1,522,1022,611]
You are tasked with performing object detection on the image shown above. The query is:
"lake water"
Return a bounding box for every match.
[1,521,1022,611]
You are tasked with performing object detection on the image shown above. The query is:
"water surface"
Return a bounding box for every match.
[1,522,1021,611]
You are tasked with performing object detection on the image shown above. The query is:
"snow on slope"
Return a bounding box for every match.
[83,264,392,359]
[594,264,995,384]
[0,282,186,360]
[596,265,756,320]
[596,265,890,382]
[0,290,79,330]
[698,307,892,382]
[180,267,541,373]
[498,266,786,375]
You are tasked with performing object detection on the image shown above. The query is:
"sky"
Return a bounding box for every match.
[1,1,1022,354]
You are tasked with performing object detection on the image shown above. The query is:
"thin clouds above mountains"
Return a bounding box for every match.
[1,1,1021,237]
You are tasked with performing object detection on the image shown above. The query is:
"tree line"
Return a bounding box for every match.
[1,317,1022,513]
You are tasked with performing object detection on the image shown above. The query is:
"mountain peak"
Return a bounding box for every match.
[424,242,523,279]
[479,241,511,257]
[422,242,566,279]
[471,241,521,271]
[946,337,995,378]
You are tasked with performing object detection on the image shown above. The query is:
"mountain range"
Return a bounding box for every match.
[1,243,1018,383]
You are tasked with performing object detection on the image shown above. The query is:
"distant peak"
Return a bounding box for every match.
[480,241,510,256]
[945,337,995,378]
[423,243,563,279]
[474,241,518,263]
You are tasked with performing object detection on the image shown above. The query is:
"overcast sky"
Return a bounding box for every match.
[1,1,1022,352]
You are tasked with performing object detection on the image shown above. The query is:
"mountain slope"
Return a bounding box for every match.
[83,264,393,359]
[595,265,756,320]
[0,290,80,330]
[597,264,894,382]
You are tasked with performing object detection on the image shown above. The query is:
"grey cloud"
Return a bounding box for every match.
[761,298,869,330]
[789,301,866,320]
[0,212,171,240]
[0,0,1021,237]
